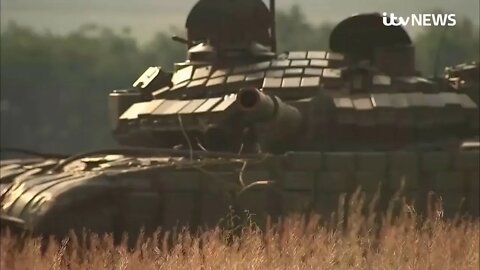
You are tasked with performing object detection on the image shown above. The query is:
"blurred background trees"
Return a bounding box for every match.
[1,6,478,153]
[415,16,479,77]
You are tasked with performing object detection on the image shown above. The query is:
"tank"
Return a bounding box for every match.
[1,0,479,239]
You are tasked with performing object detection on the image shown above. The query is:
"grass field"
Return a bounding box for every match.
[1,193,478,270]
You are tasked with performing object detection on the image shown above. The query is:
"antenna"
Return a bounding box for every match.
[433,28,448,79]
[270,0,277,53]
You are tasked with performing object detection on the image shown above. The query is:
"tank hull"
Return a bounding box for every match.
[1,148,478,237]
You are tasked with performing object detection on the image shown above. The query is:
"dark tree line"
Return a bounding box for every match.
[1,6,478,153]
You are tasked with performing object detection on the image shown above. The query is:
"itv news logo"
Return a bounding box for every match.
[382,13,457,27]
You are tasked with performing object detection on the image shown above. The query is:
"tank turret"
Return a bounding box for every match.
[108,9,478,153]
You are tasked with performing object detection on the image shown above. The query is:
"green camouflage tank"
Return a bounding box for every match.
[1,0,478,239]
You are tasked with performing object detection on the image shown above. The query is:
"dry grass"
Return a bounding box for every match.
[1,192,479,270]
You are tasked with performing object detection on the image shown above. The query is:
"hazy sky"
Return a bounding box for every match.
[1,0,479,43]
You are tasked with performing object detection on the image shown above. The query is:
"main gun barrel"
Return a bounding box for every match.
[236,88,302,141]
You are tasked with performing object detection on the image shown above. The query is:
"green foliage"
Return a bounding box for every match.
[141,28,186,69]
[276,5,333,52]
[0,7,478,153]
[1,23,147,152]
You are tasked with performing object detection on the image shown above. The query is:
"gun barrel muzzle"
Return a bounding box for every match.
[236,87,302,140]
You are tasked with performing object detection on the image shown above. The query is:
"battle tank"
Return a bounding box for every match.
[1,0,479,239]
